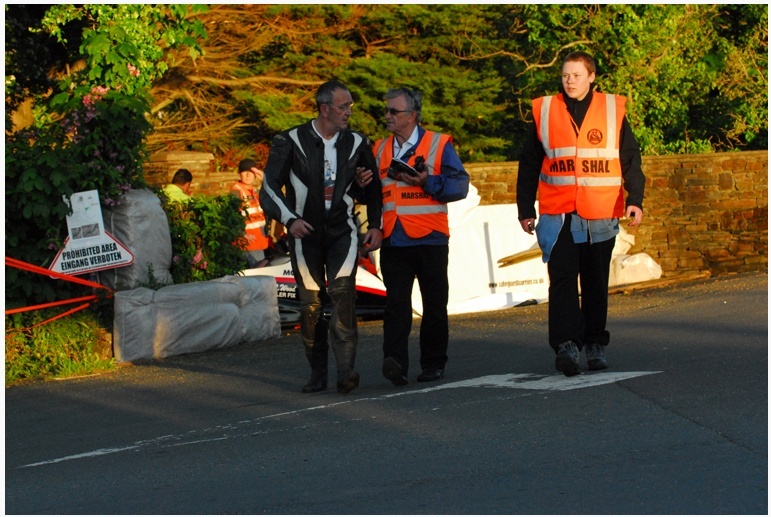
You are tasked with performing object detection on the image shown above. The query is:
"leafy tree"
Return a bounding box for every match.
[148,5,511,162]
[5,5,62,116]
[144,4,766,162]
[703,4,768,150]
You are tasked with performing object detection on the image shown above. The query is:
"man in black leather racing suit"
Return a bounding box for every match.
[260,80,383,394]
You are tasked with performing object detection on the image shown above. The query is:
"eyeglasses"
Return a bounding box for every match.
[384,107,413,116]
[327,101,354,111]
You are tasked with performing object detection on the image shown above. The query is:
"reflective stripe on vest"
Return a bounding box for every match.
[374,131,450,238]
[539,96,577,160]
[534,93,626,219]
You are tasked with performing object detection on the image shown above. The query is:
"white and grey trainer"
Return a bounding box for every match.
[555,341,580,376]
[585,343,609,371]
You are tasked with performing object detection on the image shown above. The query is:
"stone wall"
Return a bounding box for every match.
[146,150,768,277]
[145,150,235,194]
[466,151,768,277]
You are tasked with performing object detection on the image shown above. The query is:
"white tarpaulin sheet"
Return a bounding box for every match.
[409,185,549,316]
[113,275,281,362]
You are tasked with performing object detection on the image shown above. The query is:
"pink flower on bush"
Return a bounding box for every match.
[127,64,140,77]
[191,250,208,270]
[82,86,108,108]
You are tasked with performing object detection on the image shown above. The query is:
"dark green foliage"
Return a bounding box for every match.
[5,5,206,308]
[159,192,249,284]
[186,4,766,160]
[4,5,61,114]
[5,89,151,307]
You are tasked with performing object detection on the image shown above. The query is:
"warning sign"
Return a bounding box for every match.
[49,190,134,275]
[50,233,134,275]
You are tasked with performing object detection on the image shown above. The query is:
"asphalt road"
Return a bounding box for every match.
[4,272,767,515]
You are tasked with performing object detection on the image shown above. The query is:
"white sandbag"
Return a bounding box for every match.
[113,275,281,362]
[100,188,173,290]
[609,253,663,287]
[218,275,281,344]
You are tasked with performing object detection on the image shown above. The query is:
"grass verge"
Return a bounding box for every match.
[5,307,116,386]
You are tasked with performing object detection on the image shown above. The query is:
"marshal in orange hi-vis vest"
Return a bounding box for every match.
[230,181,271,251]
[533,93,626,219]
[374,131,452,239]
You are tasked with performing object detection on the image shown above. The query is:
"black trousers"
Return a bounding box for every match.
[380,244,449,374]
[547,214,615,352]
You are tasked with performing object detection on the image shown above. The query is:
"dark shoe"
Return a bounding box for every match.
[382,357,408,386]
[417,368,445,383]
[301,372,327,393]
[585,343,609,371]
[336,370,360,394]
[555,341,580,377]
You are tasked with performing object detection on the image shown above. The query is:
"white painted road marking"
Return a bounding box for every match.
[407,371,663,393]
[18,371,661,469]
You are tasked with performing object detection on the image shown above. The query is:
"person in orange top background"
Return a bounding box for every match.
[516,51,646,377]
[230,158,271,268]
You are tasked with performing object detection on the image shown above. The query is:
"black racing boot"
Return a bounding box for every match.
[301,314,329,393]
[336,370,360,394]
[302,350,328,393]
[333,332,360,394]
[328,278,359,394]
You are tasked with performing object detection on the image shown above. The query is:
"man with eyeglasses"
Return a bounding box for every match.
[366,87,469,386]
[260,80,383,394]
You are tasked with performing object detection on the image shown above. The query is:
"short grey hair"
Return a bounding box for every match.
[385,87,422,123]
[316,80,349,110]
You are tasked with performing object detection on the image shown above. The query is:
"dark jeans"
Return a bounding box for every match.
[547,214,615,352]
[380,244,449,374]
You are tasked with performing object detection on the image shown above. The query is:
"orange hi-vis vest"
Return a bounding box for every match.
[374,130,452,239]
[533,93,626,219]
[230,181,270,251]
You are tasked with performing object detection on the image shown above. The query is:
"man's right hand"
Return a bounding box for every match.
[289,218,315,238]
[355,167,374,188]
[520,218,536,235]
